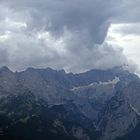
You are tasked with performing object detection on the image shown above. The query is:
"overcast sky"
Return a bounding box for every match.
[0,0,140,73]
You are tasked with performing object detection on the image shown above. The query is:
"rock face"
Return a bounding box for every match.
[97,81,140,140]
[0,66,140,140]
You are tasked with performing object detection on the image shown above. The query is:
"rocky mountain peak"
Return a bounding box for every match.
[0,66,139,140]
[0,66,12,73]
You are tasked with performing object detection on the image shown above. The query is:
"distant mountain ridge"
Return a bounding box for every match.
[0,66,140,140]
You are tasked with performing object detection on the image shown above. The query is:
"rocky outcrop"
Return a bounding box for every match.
[98,81,140,140]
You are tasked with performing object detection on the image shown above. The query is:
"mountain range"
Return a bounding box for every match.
[0,66,140,140]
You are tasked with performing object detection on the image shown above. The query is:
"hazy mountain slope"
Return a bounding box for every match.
[0,92,97,140]
[0,66,140,140]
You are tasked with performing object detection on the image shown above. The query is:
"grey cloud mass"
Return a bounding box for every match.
[113,23,140,36]
[0,0,139,72]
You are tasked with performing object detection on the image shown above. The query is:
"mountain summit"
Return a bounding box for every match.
[0,67,139,140]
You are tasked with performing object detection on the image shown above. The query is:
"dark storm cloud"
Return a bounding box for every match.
[2,0,122,44]
[0,0,139,72]
[115,0,140,23]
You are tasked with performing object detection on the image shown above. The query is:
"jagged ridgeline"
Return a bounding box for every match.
[0,66,140,140]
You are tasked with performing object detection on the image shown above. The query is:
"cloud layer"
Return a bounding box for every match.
[0,0,140,72]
